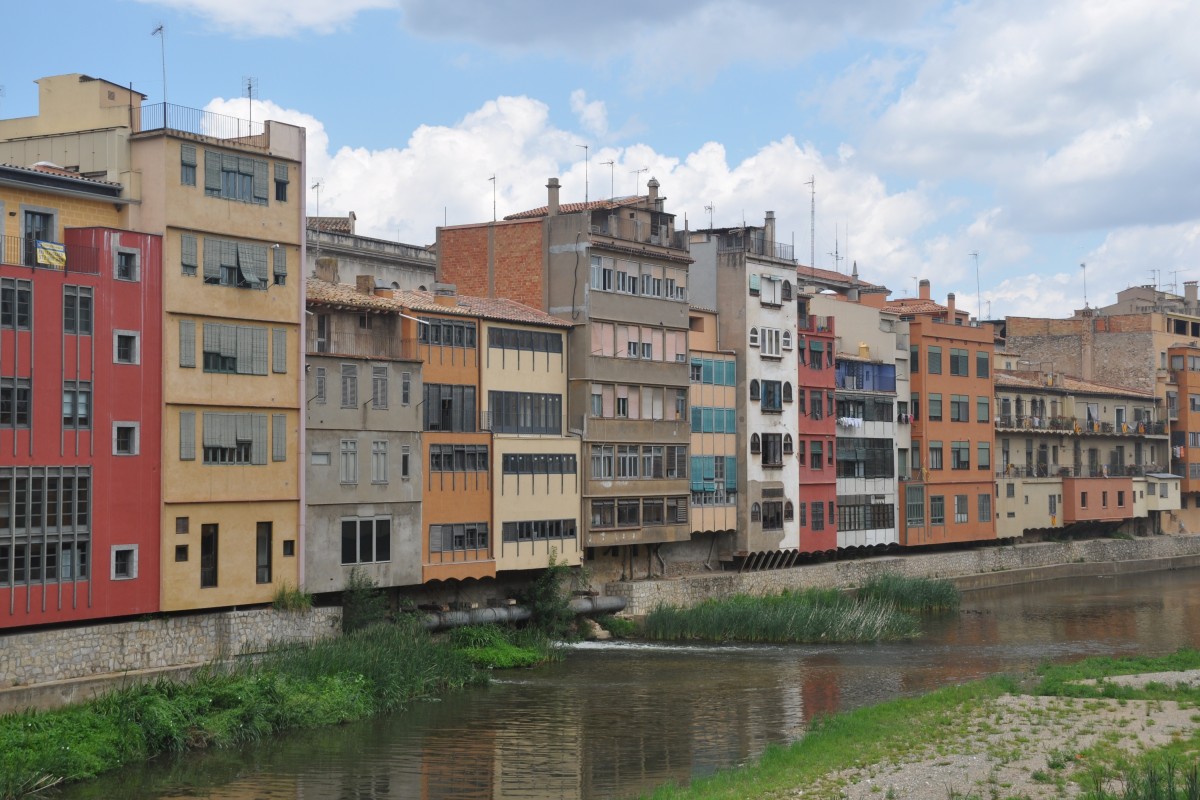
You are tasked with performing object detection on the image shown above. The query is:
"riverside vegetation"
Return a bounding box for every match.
[0,568,577,799]
[642,574,960,644]
[642,649,1200,800]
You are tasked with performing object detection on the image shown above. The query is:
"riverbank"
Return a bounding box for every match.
[643,651,1200,800]
[608,533,1200,615]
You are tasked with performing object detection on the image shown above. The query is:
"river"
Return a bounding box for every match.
[60,567,1200,800]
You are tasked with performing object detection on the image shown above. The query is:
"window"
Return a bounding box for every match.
[976,351,990,378]
[928,393,943,421]
[202,413,266,464]
[115,249,139,281]
[63,286,93,334]
[929,441,943,470]
[1,278,33,329]
[503,519,579,542]
[401,445,411,479]
[762,434,784,466]
[111,545,138,580]
[762,501,784,530]
[311,452,331,466]
[202,323,269,374]
[418,317,477,348]
[591,445,614,479]
[750,502,761,521]
[314,368,326,404]
[488,326,564,354]
[977,396,990,422]
[205,149,269,204]
[113,423,139,456]
[810,441,823,469]
[341,364,358,408]
[503,453,578,475]
[488,391,562,434]
[372,440,388,483]
[977,442,991,470]
[930,495,945,525]
[591,500,615,528]
[422,384,478,432]
[202,237,269,288]
[180,143,197,186]
[200,524,219,588]
[949,348,968,376]
[811,501,824,531]
[927,346,942,374]
[274,163,289,202]
[749,327,759,348]
[340,439,359,484]
[760,275,782,306]
[760,327,782,358]
[401,372,411,405]
[906,485,925,527]
[978,493,992,522]
[761,382,783,413]
[0,378,30,429]
[429,522,487,553]
[810,391,824,420]
[954,494,968,523]
[951,441,970,470]
[950,394,969,422]
[255,522,272,584]
[590,256,614,291]
[783,434,794,454]
[114,330,140,364]
[429,444,489,472]
[62,381,91,429]
[617,445,639,478]
[175,545,189,562]
[641,445,665,479]
[341,518,392,564]
[182,233,198,276]
[750,433,761,454]
[782,330,792,351]
[371,366,388,409]
[749,273,761,296]
[783,382,793,403]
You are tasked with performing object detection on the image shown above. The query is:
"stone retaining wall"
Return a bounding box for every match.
[605,535,1200,615]
[0,607,341,690]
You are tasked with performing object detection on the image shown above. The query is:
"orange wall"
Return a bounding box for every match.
[1062,477,1136,523]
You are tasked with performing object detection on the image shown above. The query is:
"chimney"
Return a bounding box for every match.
[432,282,458,307]
[764,211,776,248]
[347,211,356,235]
[355,274,375,295]
[919,279,931,300]
[546,178,560,216]
[848,287,860,302]
[1187,281,1198,305]
[647,177,659,203]
[947,292,956,318]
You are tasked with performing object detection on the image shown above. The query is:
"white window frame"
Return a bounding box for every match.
[340,438,359,484]
[113,329,141,365]
[311,451,331,466]
[111,544,139,580]
[113,246,141,282]
[761,328,782,358]
[371,439,388,484]
[748,327,759,348]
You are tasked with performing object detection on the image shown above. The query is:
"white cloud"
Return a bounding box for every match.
[569,90,608,138]
[134,0,398,36]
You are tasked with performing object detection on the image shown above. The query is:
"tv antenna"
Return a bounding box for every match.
[488,174,496,222]
[704,203,714,231]
[828,225,843,272]
[577,144,589,206]
[151,24,167,104]
[971,251,982,319]
[242,76,258,133]
[311,179,323,259]
[600,160,614,202]
[804,175,815,270]
[1081,262,1088,308]
[630,167,647,196]
[1170,269,1183,295]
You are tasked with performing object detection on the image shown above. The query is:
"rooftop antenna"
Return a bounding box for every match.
[311,178,323,260]
[600,159,614,201]
[1170,269,1182,295]
[987,300,992,318]
[804,175,815,271]
[912,276,919,297]
[577,144,589,206]
[242,76,258,135]
[1081,262,1088,308]
[630,167,647,196]
[488,174,496,222]
[704,203,714,231]
[828,225,843,272]
[151,24,167,104]
[971,251,982,319]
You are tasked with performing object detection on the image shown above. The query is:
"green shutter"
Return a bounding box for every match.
[725,457,737,490]
[253,159,269,204]
[251,414,268,465]
[749,273,761,293]
[204,150,220,192]
[691,457,704,491]
[180,143,197,166]
[181,233,197,272]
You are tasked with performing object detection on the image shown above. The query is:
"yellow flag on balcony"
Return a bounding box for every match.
[36,241,66,268]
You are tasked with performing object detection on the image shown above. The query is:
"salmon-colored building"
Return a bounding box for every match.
[887,280,997,546]
[795,297,838,553]
[0,164,162,628]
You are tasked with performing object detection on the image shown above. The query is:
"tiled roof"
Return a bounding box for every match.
[306,279,573,328]
[308,216,354,234]
[995,370,1153,399]
[883,298,948,315]
[1,162,121,188]
[795,264,885,291]
[504,195,645,220]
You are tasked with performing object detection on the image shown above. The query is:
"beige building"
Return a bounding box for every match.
[0,74,306,609]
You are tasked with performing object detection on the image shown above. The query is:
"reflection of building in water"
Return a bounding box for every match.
[489,694,584,799]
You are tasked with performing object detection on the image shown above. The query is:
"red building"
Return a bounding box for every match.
[1,165,162,628]
[795,300,838,553]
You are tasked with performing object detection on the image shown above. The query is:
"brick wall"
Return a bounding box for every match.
[492,221,544,308]
[437,226,492,297]
[438,220,544,307]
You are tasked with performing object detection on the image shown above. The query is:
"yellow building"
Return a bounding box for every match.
[687,308,738,550]
[0,74,306,610]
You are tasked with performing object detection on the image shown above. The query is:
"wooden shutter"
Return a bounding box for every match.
[180,411,196,460]
[204,150,220,192]
[179,320,196,368]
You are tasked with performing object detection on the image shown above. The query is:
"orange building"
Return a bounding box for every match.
[887,280,996,545]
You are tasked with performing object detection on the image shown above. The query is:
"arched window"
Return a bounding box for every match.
[750,433,761,454]
[783,382,793,403]
[782,330,793,350]
[749,327,759,347]
[750,502,761,522]
[784,501,794,521]
[782,280,793,301]
[750,379,760,400]
[784,434,794,454]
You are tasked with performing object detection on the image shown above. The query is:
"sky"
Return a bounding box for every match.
[3,0,1198,318]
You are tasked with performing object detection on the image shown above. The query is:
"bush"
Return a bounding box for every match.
[857,574,960,613]
[519,550,577,640]
[595,614,638,639]
[272,583,313,612]
[447,625,549,669]
[340,568,389,634]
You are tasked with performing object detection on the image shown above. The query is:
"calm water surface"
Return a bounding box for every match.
[61,568,1200,800]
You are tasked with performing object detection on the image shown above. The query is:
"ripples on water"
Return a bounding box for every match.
[61,568,1200,800]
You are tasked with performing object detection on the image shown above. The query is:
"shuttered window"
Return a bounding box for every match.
[341,364,358,408]
[272,246,286,285]
[272,414,286,461]
[202,412,267,465]
[179,320,196,368]
[202,323,268,375]
[272,328,287,373]
[181,233,198,276]
[180,411,196,460]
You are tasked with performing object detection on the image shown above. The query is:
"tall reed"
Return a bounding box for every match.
[856,573,961,613]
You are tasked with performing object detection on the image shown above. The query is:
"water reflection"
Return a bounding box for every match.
[61,569,1200,800]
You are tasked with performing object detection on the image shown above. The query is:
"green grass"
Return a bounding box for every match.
[642,588,922,644]
[1034,649,1200,702]
[594,613,639,639]
[0,617,485,799]
[271,583,314,611]
[857,573,961,613]
[445,624,558,669]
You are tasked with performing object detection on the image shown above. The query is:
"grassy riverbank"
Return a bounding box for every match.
[0,618,504,799]
[642,575,958,644]
[643,650,1200,800]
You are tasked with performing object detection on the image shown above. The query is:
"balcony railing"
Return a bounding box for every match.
[590,215,677,248]
[998,464,1165,479]
[798,315,834,333]
[134,102,266,147]
[307,329,410,360]
[995,415,1165,436]
[0,236,99,274]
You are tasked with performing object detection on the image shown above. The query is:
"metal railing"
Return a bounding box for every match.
[798,315,834,333]
[717,234,795,261]
[306,328,410,360]
[134,102,266,146]
[0,236,99,274]
[998,464,1164,479]
[995,415,1165,436]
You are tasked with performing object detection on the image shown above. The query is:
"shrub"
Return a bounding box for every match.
[340,567,389,634]
[447,625,548,669]
[595,614,638,639]
[272,583,314,612]
[520,550,577,640]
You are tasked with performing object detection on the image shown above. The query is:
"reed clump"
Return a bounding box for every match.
[856,573,961,613]
[642,588,921,644]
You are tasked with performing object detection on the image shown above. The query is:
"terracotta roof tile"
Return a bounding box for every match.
[1,162,121,187]
[306,279,573,328]
[504,195,645,220]
[795,264,885,290]
[995,370,1153,399]
[883,298,948,315]
[307,216,354,234]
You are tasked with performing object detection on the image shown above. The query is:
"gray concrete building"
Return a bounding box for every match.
[308,213,437,292]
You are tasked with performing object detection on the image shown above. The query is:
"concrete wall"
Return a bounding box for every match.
[0,606,340,702]
[606,533,1200,615]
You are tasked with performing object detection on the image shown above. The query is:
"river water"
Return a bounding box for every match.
[62,568,1200,800]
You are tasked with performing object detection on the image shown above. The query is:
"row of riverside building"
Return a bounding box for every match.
[0,74,1190,630]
